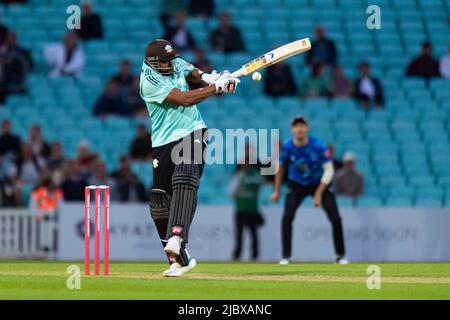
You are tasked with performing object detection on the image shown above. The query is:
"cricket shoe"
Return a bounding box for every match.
[336,256,350,265]
[279,258,290,265]
[163,258,197,277]
[164,235,182,255]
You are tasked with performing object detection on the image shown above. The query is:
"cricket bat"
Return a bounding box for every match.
[231,38,312,78]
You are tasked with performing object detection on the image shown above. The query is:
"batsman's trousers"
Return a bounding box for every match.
[152,129,207,195]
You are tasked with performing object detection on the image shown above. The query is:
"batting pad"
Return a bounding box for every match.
[150,188,190,266]
[150,189,171,221]
[166,164,200,242]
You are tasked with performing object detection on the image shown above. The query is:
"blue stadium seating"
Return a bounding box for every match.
[0,0,449,206]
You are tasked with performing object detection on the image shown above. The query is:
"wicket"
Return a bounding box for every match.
[84,185,110,276]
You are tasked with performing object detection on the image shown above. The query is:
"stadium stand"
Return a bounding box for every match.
[0,0,449,207]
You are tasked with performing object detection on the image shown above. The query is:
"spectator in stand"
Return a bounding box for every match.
[111,155,147,202]
[129,124,152,161]
[331,65,353,98]
[89,160,115,192]
[76,140,97,179]
[334,152,364,200]
[9,143,46,205]
[209,12,245,53]
[162,10,196,52]
[193,48,212,73]
[189,48,213,90]
[264,61,297,97]
[110,60,134,98]
[0,18,7,102]
[1,31,33,68]
[160,0,186,26]
[93,80,126,117]
[61,160,88,201]
[47,142,65,186]
[439,44,450,79]
[109,61,145,116]
[0,21,7,47]
[0,0,29,3]
[11,143,45,184]
[327,144,343,171]
[0,151,18,207]
[406,42,440,82]
[0,120,21,161]
[78,1,103,40]
[124,77,148,116]
[43,32,85,78]
[0,31,33,101]
[305,26,337,68]
[188,0,215,18]
[47,142,65,172]
[27,124,50,159]
[354,62,384,108]
[300,63,331,98]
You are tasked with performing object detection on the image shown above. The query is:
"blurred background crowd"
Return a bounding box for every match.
[0,0,450,210]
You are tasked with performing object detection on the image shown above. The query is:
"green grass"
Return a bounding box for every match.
[0,261,449,299]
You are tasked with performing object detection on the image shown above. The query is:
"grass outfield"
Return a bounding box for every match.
[0,261,449,299]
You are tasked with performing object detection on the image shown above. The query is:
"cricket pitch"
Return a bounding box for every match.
[0,261,449,299]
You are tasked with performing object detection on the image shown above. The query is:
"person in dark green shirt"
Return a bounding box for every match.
[300,63,331,98]
[230,161,264,261]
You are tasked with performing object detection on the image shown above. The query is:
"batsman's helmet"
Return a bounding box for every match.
[145,39,180,75]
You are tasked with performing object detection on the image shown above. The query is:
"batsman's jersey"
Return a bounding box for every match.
[140,58,207,147]
[279,136,332,185]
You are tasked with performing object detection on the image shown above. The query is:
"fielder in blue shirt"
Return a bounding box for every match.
[271,116,348,264]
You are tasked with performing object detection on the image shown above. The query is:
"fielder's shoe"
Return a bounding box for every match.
[163,258,197,277]
[336,256,350,265]
[164,235,182,255]
[279,258,290,265]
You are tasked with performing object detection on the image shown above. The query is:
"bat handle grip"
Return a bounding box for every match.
[230,69,244,78]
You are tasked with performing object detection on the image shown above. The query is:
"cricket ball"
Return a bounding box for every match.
[252,72,262,81]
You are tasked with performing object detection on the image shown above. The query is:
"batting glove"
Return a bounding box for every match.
[201,70,231,84]
[214,77,241,94]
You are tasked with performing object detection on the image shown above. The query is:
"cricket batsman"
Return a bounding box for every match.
[271,116,348,265]
[140,39,240,277]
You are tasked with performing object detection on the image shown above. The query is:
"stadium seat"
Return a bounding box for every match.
[437,176,450,189]
[378,176,407,188]
[385,197,414,207]
[0,0,448,209]
[415,198,443,208]
[356,196,383,207]
[409,175,435,188]
[444,189,450,206]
